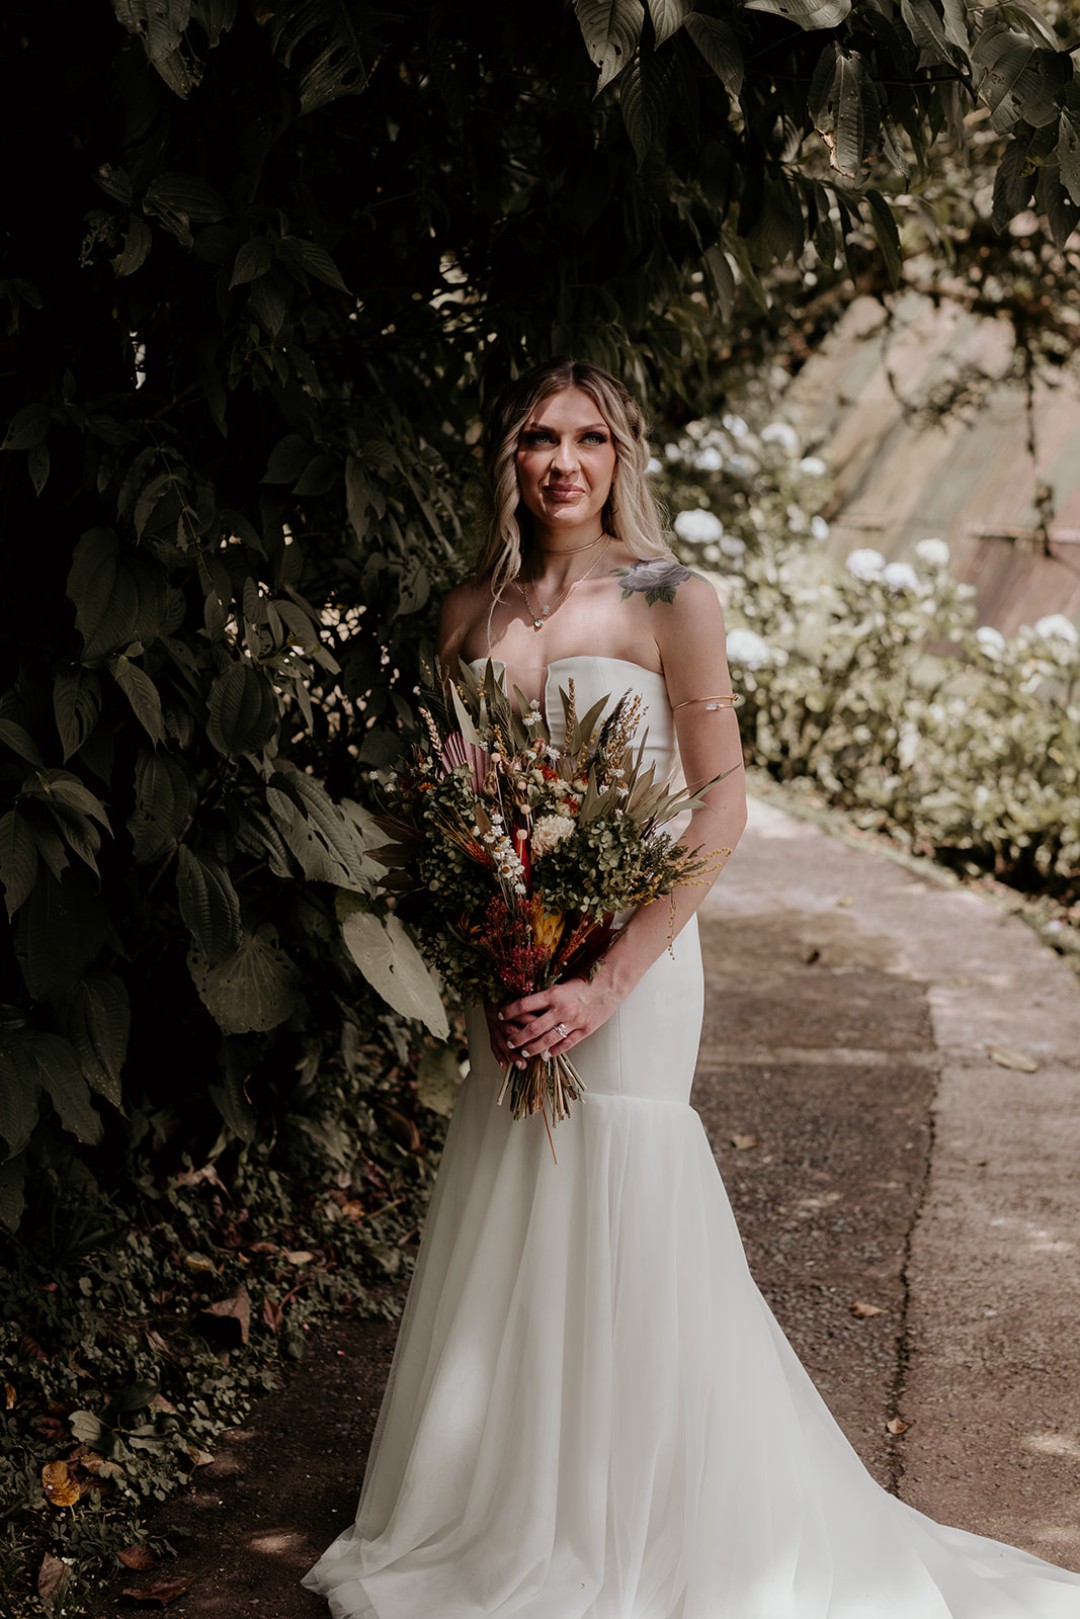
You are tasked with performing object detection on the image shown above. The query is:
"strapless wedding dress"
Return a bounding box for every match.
[303,656,1080,1618]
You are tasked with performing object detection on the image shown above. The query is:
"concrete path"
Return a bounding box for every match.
[105,791,1080,1614]
[701,792,1080,1568]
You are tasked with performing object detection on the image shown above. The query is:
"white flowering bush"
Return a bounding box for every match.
[657,416,1080,914]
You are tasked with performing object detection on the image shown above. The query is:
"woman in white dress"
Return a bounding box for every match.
[303,360,1080,1618]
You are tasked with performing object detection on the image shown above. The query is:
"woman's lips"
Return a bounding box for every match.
[545,486,583,500]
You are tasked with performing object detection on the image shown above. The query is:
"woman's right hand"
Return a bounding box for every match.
[485,1003,522,1070]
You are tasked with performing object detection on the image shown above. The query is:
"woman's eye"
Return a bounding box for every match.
[521,431,554,447]
[582,432,608,445]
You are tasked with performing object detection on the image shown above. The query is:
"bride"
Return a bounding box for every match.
[303,360,1080,1617]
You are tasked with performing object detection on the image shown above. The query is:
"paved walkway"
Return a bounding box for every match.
[109,793,1080,1614]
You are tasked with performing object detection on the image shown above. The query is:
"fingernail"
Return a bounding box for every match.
[497,1012,504,1022]
[517,1059,526,1070]
[520,1047,530,1058]
[506,1039,516,1050]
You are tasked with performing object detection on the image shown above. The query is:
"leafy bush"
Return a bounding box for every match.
[659,419,1080,914]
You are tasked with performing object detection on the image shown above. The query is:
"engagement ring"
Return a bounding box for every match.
[554,1022,568,1038]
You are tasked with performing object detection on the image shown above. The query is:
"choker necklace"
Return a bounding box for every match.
[537,531,606,557]
[515,540,611,631]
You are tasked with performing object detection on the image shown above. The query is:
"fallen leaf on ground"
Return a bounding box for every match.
[284,1250,317,1264]
[37,1551,69,1602]
[42,1460,80,1508]
[183,1252,217,1274]
[4,1380,14,1409]
[198,1283,251,1346]
[886,1416,910,1434]
[851,1300,885,1318]
[182,1441,215,1467]
[120,1575,193,1607]
[341,1199,366,1220]
[118,1546,159,1571]
[730,1134,761,1151]
[987,1046,1038,1073]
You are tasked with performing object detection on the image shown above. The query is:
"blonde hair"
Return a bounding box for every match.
[473,359,673,597]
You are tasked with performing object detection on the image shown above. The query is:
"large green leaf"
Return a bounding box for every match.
[267,762,377,891]
[13,871,108,1000]
[66,528,166,661]
[0,1042,39,1159]
[0,717,44,767]
[647,0,689,46]
[744,0,852,29]
[110,655,165,745]
[176,845,243,963]
[188,926,301,1034]
[65,974,131,1109]
[337,894,449,1040]
[128,748,197,863]
[573,0,647,93]
[808,43,879,177]
[206,662,280,755]
[0,811,39,918]
[683,12,744,98]
[265,0,373,114]
[54,667,103,761]
[34,1034,103,1145]
[0,1154,27,1234]
[1059,110,1080,206]
[865,190,902,288]
[972,21,1070,133]
[620,47,677,167]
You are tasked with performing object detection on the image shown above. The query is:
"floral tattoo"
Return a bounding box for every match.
[615,559,695,606]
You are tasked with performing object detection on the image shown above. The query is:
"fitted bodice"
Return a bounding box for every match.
[468,654,677,782]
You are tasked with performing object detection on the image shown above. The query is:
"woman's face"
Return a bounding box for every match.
[514,387,617,543]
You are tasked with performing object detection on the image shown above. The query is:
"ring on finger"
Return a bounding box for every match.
[554,1022,569,1039]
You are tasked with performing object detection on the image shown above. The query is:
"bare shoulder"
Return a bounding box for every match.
[615,558,723,627]
[436,576,489,663]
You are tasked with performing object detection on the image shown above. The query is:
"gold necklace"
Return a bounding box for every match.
[536,531,606,557]
[515,541,610,632]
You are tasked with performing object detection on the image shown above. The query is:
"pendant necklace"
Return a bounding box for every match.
[515,539,610,632]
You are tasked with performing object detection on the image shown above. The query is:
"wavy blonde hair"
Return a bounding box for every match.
[474,359,673,597]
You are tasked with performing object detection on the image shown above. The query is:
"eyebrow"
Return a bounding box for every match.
[523,421,609,433]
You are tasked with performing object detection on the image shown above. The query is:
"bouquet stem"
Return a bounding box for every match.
[498,1053,588,1161]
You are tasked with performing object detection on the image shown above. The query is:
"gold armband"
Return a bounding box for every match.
[671,693,744,712]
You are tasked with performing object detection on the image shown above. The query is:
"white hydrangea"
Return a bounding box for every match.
[915,537,950,569]
[1033,613,1079,646]
[798,455,827,477]
[761,421,800,454]
[720,534,747,559]
[531,813,577,861]
[692,445,724,472]
[646,456,662,476]
[810,515,830,541]
[664,442,682,462]
[722,413,749,438]
[728,453,756,478]
[976,625,1007,658]
[883,561,919,592]
[674,508,724,544]
[726,626,769,669]
[846,547,886,581]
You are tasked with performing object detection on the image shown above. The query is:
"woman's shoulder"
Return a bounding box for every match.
[613,556,723,620]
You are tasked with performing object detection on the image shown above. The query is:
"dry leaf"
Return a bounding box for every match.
[4,1380,14,1410]
[182,1441,215,1468]
[341,1199,366,1220]
[284,1250,316,1265]
[886,1416,910,1435]
[118,1546,159,1571]
[37,1551,69,1603]
[183,1252,217,1274]
[198,1283,251,1346]
[987,1046,1039,1073]
[42,1460,81,1508]
[730,1134,761,1151]
[851,1300,885,1318]
[120,1575,194,1608]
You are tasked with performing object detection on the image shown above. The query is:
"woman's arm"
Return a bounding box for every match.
[493,573,747,1068]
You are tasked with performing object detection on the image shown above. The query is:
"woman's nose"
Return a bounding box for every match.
[551,438,579,474]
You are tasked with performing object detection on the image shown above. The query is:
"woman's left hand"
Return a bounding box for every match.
[495,976,618,1066]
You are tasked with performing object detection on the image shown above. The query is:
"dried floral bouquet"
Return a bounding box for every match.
[374,658,726,1138]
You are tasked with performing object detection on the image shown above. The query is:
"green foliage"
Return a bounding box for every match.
[658,417,1080,918]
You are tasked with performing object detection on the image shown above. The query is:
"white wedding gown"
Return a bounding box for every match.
[304,656,1080,1618]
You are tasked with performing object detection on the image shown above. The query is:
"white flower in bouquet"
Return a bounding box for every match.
[1033,613,1079,646]
[761,421,800,454]
[883,561,919,592]
[976,625,1007,658]
[915,537,950,570]
[846,547,886,581]
[674,508,724,545]
[726,626,770,669]
[798,455,827,477]
[531,814,577,862]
